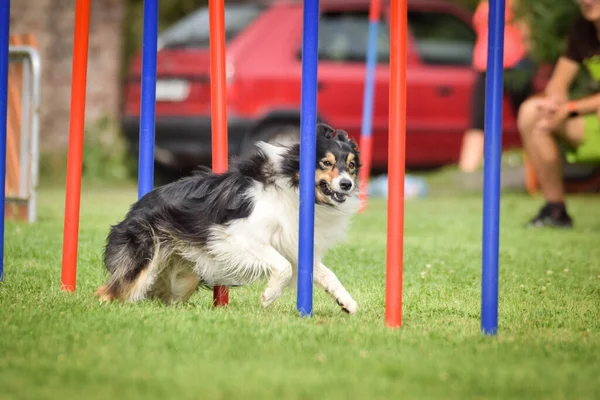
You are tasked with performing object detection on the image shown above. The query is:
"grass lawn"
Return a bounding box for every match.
[1,181,599,400]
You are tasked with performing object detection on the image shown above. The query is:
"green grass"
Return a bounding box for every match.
[1,182,599,400]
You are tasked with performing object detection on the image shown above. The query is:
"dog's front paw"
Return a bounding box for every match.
[337,297,358,315]
[261,288,282,308]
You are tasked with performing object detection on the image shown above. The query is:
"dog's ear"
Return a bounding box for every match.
[335,128,359,151]
[279,143,301,187]
[316,123,336,139]
[335,128,349,142]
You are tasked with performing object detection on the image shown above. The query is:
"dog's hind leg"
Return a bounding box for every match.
[96,267,153,303]
[314,262,357,315]
[96,246,169,303]
[98,219,163,303]
[152,255,200,303]
[169,268,201,303]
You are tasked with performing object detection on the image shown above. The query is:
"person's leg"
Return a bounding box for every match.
[459,71,486,172]
[517,96,585,227]
[459,129,484,172]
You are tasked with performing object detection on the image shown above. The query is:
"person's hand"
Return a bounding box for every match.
[535,95,564,117]
[547,103,571,131]
[534,105,569,135]
[533,96,568,135]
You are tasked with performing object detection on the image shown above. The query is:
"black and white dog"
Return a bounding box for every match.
[96,123,361,314]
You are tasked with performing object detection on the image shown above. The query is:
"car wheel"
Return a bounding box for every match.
[153,161,187,187]
[240,123,300,156]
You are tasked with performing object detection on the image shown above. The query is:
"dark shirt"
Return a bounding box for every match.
[564,16,600,82]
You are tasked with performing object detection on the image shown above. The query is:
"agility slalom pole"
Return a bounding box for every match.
[481,0,506,336]
[297,0,320,317]
[358,0,381,213]
[60,0,91,292]
[209,0,230,307]
[0,0,10,281]
[138,0,158,198]
[385,0,407,328]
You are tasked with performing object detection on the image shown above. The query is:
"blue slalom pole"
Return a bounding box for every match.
[297,0,320,317]
[360,20,379,140]
[0,0,10,281]
[361,0,381,142]
[481,0,505,335]
[138,0,158,199]
[358,2,381,210]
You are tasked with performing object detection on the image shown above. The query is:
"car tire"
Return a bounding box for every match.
[240,123,300,156]
[153,161,187,187]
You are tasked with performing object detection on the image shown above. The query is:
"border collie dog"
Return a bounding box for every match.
[96,124,361,314]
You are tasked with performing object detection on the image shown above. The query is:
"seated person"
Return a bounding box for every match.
[518,0,600,228]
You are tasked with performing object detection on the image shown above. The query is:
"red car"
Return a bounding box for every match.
[121,0,541,183]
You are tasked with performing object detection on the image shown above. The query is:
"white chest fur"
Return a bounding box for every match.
[197,142,359,288]
[223,179,358,267]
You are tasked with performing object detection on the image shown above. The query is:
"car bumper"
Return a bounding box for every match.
[121,115,253,169]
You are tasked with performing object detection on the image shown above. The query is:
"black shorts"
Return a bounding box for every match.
[470,61,535,131]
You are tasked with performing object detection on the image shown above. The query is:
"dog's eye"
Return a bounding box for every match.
[348,161,355,169]
[322,160,332,167]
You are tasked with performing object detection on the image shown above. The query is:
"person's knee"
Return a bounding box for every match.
[517,97,542,137]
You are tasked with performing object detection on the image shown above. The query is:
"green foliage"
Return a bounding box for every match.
[450,0,480,12]
[451,0,588,94]
[452,0,580,64]
[81,115,134,183]
[39,116,134,185]
[122,0,208,75]
[514,0,580,64]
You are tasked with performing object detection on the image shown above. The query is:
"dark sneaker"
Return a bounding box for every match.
[527,203,573,228]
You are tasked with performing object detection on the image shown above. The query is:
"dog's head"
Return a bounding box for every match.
[276,123,361,206]
[312,124,361,206]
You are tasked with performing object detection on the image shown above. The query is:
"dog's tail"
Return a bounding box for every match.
[96,218,156,302]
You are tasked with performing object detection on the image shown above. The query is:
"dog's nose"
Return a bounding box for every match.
[339,179,353,191]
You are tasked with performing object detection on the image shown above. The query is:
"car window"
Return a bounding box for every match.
[298,11,390,63]
[408,11,475,66]
[158,4,264,49]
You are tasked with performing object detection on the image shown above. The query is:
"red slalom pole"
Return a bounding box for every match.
[209,0,229,307]
[385,0,407,328]
[60,0,91,292]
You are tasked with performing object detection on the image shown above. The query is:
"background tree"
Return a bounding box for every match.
[511,0,580,63]
[450,0,580,63]
[122,0,208,75]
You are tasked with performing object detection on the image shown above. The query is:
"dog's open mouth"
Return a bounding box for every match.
[319,181,347,203]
